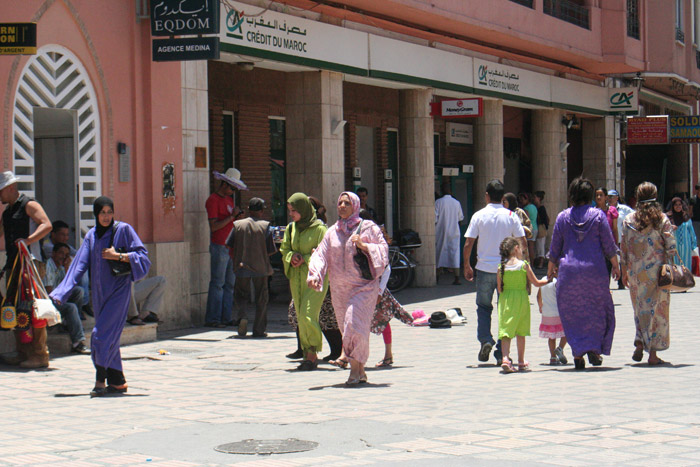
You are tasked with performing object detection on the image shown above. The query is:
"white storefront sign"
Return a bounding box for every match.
[446,122,473,145]
[222,1,367,72]
[441,98,481,117]
[473,58,551,103]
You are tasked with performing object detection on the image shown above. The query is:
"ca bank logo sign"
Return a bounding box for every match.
[226,9,245,39]
[478,65,488,85]
[610,91,634,109]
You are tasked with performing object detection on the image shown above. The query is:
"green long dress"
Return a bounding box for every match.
[280,216,329,354]
[498,260,531,339]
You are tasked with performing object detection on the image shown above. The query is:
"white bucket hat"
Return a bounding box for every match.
[445,308,467,326]
[0,171,19,191]
[213,168,248,191]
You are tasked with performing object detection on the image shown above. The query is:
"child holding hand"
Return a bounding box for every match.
[497,237,548,373]
[537,267,568,365]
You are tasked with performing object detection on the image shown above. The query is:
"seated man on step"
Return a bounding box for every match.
[44,242,90,355]
[126,275,167,325]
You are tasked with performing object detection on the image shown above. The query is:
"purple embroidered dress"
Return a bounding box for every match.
[548,206,618,357]
[50,222,150,376]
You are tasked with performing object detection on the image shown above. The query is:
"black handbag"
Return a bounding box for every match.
[108,222,132,277]
[352,220,374,280]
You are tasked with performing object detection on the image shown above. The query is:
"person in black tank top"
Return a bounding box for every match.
[0,171,53,368]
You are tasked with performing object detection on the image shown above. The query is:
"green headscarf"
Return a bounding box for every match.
[287,192,320,232]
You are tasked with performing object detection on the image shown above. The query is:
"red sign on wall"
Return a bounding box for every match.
[627,117,669,145]
[430,98,483,118]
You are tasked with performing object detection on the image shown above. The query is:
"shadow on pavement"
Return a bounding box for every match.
[627,362,692,368]
[554,366,623,372]
[308,382,392,390]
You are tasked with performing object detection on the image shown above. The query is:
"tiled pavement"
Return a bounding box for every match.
[1,277,699,466]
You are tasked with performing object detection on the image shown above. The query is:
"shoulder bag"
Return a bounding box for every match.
[17,241,61,326]
[108,222,132,277]
[352,220,374,280]
[658,254,695,292]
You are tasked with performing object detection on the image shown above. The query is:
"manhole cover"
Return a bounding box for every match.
[215,438,318,455]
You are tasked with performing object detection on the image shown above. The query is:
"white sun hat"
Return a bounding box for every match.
[213,168,248,191]
[0,171,19,191]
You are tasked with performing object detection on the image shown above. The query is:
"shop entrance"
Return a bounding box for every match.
[33,107,79,248]
[625,144,688,206]
[435,168,473,264]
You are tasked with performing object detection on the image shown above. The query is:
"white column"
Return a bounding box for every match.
[474,99,504,211]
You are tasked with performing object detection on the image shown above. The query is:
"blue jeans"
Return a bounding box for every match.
[58,287,85,345]
[475,270,501,360]
[205,243,235,324]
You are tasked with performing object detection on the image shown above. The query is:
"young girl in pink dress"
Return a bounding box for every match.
[537,268,568,365]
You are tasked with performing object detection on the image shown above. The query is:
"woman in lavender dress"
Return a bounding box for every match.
[547,178,620,370]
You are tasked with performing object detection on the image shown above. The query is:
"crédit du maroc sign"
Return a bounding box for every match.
[150,0,220,36]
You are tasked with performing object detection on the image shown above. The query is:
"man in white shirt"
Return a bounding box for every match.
[44,243,89,354]
[435,183,464,285]
[463,180,526,365]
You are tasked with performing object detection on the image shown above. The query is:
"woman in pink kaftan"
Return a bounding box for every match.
[308,192,388,385]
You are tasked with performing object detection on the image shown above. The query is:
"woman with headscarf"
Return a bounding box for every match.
[50,197,150,395]
[308,192,389,385]
[285,196,342,363]
[547,177,619,370]
[665,196,697,269]
[622,183,677,365]
[280,193,329,371]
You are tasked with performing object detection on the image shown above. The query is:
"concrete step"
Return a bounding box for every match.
[0,321,158,357]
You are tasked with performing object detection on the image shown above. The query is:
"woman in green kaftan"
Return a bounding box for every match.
[280,193,329,371]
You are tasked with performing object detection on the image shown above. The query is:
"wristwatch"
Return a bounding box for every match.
[119,253,123,262]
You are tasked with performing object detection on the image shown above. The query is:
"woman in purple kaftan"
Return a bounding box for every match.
[308,192,388,386]
[50,197,150,395]
[547,178,620,370]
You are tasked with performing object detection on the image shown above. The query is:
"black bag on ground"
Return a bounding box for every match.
[108,222,132,277]
[353,220,374,280]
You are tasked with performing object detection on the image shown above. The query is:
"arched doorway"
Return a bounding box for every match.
[12,44,101,244]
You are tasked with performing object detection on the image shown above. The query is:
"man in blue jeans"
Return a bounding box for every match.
[204,168,247,327]
[463,180,526,366]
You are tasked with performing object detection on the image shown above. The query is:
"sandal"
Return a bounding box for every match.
[518,361,530,372]
[345,377,361,386]
[376,357,393,368]
[296,359,318,371]
[107,384,128,394]
[549,358,559,366]
[501,357,515,374]
[127,317,145,326]
[359,373,368,383]
[632,346,643,362]
[329,359,349,369]
[648,358,666,366]
[90,386,107,397]
[587,352,603,366]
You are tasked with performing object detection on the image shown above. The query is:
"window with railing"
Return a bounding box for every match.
[676,0,685,42]
[510,0,534,7]
[627,0,640,39]
[544,0,590,29]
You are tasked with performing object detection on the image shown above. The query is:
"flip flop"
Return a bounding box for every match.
[376,357,393,368]
[127,317,145,326]
[648,358,666,366]
[632,347,643,362]
[329,359,349,369]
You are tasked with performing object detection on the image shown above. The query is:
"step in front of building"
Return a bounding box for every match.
[0,322,158,357]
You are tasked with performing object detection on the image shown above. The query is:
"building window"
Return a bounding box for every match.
[223,111,234,169]
[543,0,590,29]
[269,117,286,226]
[694,0,700,47]
[627,0,640,39]
[509,0,534,8]
[676,0,685,42]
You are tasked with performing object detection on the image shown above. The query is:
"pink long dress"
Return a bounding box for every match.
[308,222,388,364]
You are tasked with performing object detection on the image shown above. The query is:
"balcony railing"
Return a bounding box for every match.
[544,0,590,30]
[509,0,534,7]
[676,28,685,43]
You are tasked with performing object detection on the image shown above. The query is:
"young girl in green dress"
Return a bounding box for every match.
[497,237,548,373]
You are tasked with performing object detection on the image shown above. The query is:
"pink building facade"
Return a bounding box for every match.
[0,0,698,334]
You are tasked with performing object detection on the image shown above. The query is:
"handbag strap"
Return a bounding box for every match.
[109,221,120,248]
[354,219,364,236]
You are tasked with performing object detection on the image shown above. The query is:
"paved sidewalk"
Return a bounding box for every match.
[1,278,699,466]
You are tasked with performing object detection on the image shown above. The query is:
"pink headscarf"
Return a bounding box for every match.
[336,191,361,234]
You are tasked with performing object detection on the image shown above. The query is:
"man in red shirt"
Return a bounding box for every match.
[204,169,246,327]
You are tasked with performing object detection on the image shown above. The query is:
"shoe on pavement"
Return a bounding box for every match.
[71,342,91,355]
[478,342,493,362]
[296,359,318,371]
[238,318,248,337]
[251,332,267,338]
[555,346,568,364]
